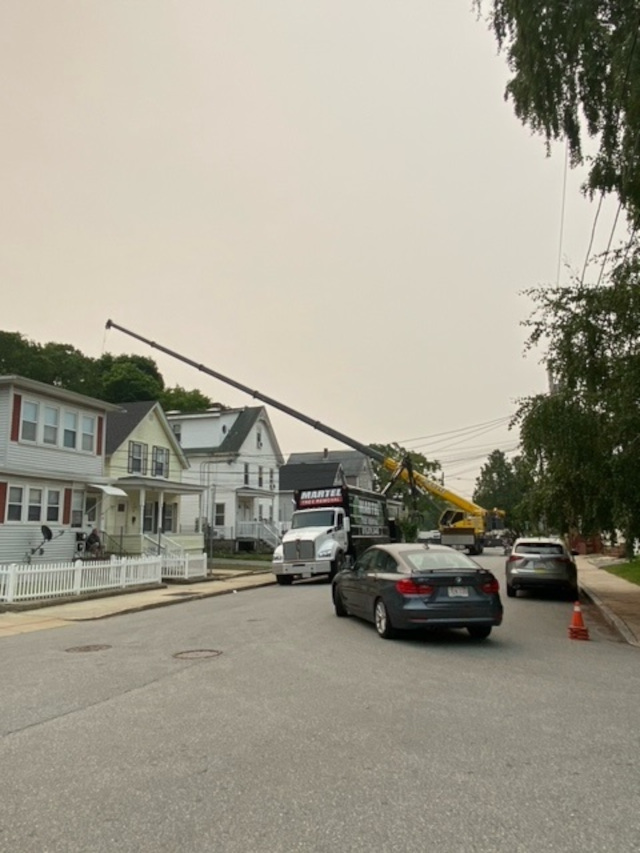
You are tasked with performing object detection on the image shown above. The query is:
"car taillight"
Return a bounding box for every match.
[507,554,519,563]
[481,579,500,594]
[396,578,434,596]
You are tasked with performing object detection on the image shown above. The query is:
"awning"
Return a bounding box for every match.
[88,484,129,497]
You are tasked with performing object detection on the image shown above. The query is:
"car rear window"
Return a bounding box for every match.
[516,542,565,556]
[405,551,478,572]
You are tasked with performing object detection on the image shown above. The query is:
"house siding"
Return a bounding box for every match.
[0,388,10,465]
[107,409,183,482]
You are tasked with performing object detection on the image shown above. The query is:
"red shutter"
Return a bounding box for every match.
[63,488,72,524]
[97,416,104,456]
[0,482,6,523]
[10,393,21,441]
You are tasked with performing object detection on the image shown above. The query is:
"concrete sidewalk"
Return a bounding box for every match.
[0,570,276,639]
[576,555,640,647]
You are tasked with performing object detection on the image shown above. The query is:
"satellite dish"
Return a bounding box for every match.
[41,525,53,541]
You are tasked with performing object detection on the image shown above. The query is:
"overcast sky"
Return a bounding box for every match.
[1,1,623,496]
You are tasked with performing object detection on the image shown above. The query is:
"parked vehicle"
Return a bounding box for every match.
[271,486,396,584]
[505,537,579,599]
[332,543,503,640]
[417,529,441,544]
[104,320,506,557]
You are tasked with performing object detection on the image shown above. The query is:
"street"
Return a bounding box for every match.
[1,550,639,853]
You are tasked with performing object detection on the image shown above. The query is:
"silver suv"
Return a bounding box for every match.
[505,537,578,599]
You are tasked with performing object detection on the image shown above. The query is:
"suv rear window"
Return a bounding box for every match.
[516,542,564,556]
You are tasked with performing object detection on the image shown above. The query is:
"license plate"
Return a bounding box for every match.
[448,586,469,598]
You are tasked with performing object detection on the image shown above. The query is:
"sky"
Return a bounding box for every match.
[0,1,624,497]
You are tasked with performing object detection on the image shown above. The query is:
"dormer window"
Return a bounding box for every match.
[256,427,263,449]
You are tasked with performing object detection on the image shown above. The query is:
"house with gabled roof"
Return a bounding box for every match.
[278,449,375,530]
[0,375,123,564]
[104,401,204,555]
[166,405,284,552]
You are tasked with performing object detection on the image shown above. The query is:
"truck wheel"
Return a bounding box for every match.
[275,575,293,586]
[328,552,344,582]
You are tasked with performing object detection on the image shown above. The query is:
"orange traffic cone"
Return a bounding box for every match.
[568,601,590,641]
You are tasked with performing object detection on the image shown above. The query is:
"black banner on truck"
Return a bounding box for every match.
[297,488,345,508]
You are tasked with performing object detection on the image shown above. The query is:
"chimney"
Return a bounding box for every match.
[323,448,328,460]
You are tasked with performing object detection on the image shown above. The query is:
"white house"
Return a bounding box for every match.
[103,400,205,555]
[0,375,122,564]
[166,405,284,552]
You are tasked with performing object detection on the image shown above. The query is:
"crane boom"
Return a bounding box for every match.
[105,319,502,551]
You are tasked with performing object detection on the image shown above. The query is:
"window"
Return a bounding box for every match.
[43,406,59,445]
[21,401,39,442]
[71,490,84,527]
[128,441,148,475]
[63,412,78,449]
[258,504,263,521]
[214,503,225,526]
[171,423,182,443]
[28,488,43,522]
[143,502,155,532]
[258,466,263,487]
[152,446,170,477]
[47,490,61,522]
[256,428,263,449]
[81,415,96,452]
[162,503,176,532]
[244,463,249,485]
[7,486,23,521]
[269,469,274,490]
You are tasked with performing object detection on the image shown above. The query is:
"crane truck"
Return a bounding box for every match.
[104,320,505,556]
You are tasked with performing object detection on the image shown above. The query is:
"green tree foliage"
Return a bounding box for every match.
[0,330,217,411]
[369,442,444,530]
[472,448,529,533]
[159,385,215,412]
[515,249,640,550]
[476,1,640,222]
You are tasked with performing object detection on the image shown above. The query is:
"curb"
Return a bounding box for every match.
[70,576,278,621]
[580,583,640,648]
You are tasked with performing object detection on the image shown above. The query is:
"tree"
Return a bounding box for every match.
[514,250,640,551]
[369,442,445,532]
[472,448,527,533]
[159,385,216,413]
[475,1,640,223]
[99,361,164,403]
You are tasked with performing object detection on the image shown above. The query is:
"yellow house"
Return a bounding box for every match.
[102,401,204,556]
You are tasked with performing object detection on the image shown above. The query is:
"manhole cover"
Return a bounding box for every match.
[66,644,112,653]
[172,649,222,660]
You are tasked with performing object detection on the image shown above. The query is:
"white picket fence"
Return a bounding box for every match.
[0,552,208,604]
[160,552,208,581]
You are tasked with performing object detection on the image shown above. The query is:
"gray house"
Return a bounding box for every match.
[278,450,375,530]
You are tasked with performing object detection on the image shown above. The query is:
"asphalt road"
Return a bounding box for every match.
[0,549,639,853]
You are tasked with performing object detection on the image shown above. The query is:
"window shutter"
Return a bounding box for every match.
[96,416,104,456]
[142,444,148,475]
[128,442,134,474]
[63,488,72,524]
[10,394,22,442]
[152,447,158,476]
[0,482,6,523]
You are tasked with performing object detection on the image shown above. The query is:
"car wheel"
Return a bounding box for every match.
[506,583,516,598]
[333,586,349,617]
[275,574,293,586]
[468,625,492,640]
[374,598,396,639]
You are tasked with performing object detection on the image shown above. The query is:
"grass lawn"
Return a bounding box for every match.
[605,559,640,587]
